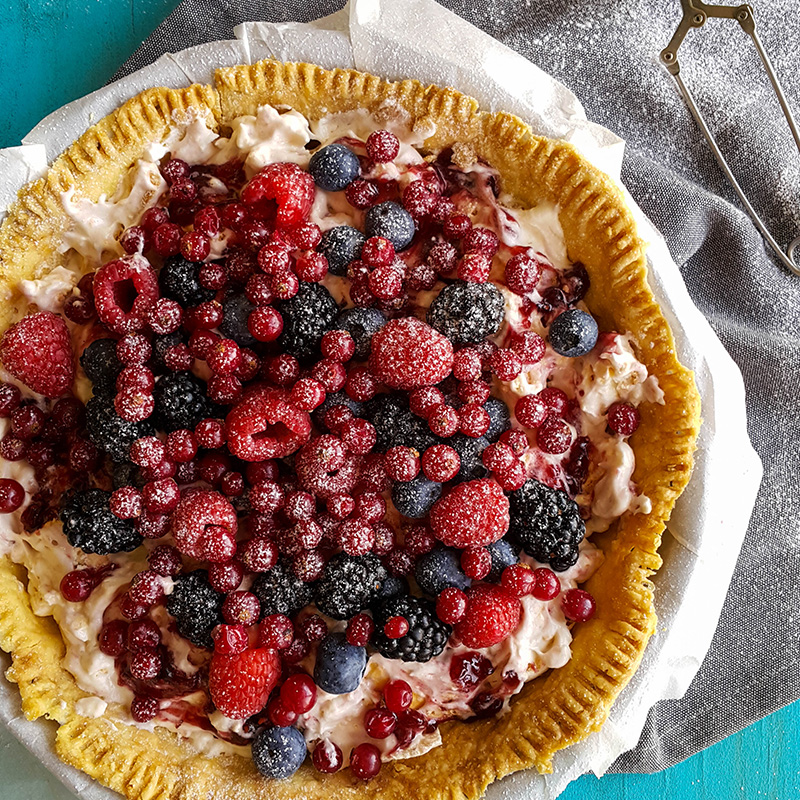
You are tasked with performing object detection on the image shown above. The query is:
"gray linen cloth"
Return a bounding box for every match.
[115,0,800,773]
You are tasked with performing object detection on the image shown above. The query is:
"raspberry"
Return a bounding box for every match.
[515,395,548,428]
[427,404,459,438]
[209,647,280,719]
[429,479,509,548]
[505,253,542,294]
[607,402,641,436]
[562,588,596,621]
[130,648,162,680]
[455,584,521,648]
[490,349,522,381]
[532,567,561,601]
[369,317,453,390]
[248,305,284,342]
[511,331,546,364]
[225,388,311,461]
[366,130,400,162]
[436,587,467,624]
[0,311,74,397]
[384,446,420,482]
[294,435,360,499]
[346,612,375,646]
[242,163,315,228]
[93,255,159,334]
[171,489,238,559]
[409,387,445,419]
[463,227,499,257]
[459,404,490,438]
[458,253,492,283]
[443,213,472,240]
[539,387,569,417]
[421,444,460,482]
[536,416,572,454]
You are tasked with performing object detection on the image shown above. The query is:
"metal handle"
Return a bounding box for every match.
[661,0,800,277]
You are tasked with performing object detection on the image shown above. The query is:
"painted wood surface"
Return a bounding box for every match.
[0,1,797,798]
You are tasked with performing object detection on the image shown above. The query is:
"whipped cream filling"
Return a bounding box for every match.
[9,102,663,760]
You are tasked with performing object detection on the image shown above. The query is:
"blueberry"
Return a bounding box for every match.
[309,143,361,191]
[370,574,409,607]
[365,201,416,251]
[219,293,256,347]
[486,539,520,582]
[391,475,442,519]
[335,307,387,360]
[318,226,366,276]
[313,632,368,694]
[251,726,307,779]
[415,547,472,596]
[449,434,489,482]
[484,397,511,442]
[548,309,598,357]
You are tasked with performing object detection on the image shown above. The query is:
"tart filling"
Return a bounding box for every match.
[0,101,665,779]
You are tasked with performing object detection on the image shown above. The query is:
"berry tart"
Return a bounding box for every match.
[0,61,700,799]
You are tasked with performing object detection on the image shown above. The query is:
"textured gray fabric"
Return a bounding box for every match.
[115,0,800,774]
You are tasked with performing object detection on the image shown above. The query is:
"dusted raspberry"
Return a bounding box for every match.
[242,162,315,228]
[515,395,548,429]
[171,489,238,559]
[368,317,453,390]
[490,349,522,381]
[93,255,159,334]
[455,584,521,648]
[225,388,312,461]
[505,252,542,295]
[384,446,420,482]
[421,444,460,482]
[459,404,490,438]
[607,402,641,436]
[0,311,74,397]
[511,331,546,365]
[536,416,572,454]
[209,647,280,719]
[295,435,361,499]
[429,479,509,548]
[409,387,445,419]
[366,129,400,163]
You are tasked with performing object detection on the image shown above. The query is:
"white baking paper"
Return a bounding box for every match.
[0,1,763,799]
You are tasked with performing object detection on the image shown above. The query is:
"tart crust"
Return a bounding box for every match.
[0,60,701,799]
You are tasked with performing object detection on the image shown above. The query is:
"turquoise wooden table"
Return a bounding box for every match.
[0,1,797,798]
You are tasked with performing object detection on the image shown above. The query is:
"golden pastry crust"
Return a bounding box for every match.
[0,60,701,800]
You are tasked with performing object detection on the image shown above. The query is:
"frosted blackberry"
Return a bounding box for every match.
[166,570,224,648]
[335,307,387,360]
[318,226,366,276]
[548,309,598,358]
[391,475,442,519]
[79,339,122,395]
[415,547,471,596]
[308,143,360,191]
[484,397,511,442]
[450,433,489,482]
[153,372,211,432]
[159,255,215,307]
[372,595,451,662]
[277,281,339,364]
[60,489,142,555]
[426,281,505,344]
[86,394,153,462]
[251,559,314,617]
[365,394,439,453]
[507,479,585,571]
[219,293,256,347]
[314,553,387,620]
[365,201,416,251]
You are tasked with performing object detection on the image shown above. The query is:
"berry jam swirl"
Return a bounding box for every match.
[0,104,663,780]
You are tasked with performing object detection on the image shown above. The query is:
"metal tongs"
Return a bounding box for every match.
[661,0,800,276]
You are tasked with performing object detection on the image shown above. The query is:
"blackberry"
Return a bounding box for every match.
[450,434,489,482]
[308,143,360,192]
[486,539,519,581]
[335,307,387,360]
[86,394,153,463]
[364,201,416,251]
[372,595,451,662]
[79,339,122,395]
[159,255,215,307]
[60,489,142,555]
[391,475,442,519]
[318,226,366,277]
[314,553,386,620]
[251,559,314,617]
[277,281,339,364]
[151,332,183,374]
[415,547,471,596]
[112,461,144,490]
[219,293,256,348]
[365,394,439,453]
[548,309,598,358]
[166,570,224,648]
[484,397,511,442]
[152,372,211,433]
[507,479,585,571]
[426,281,504,344]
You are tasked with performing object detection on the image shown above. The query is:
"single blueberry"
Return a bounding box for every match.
[251,726,307,779]
[391,475,442,519]
[486,539,520,582]
[370,574,409,607]
[318,226,366,276]
[335,307,387,360]
[484,397,511,442]
[365,201,416,251]
[309,143,361,191]
[415,547,472,596]
[313,632,368,694]
[548,309,599,358]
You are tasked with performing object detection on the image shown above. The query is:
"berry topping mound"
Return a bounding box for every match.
[0,85,687,794]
